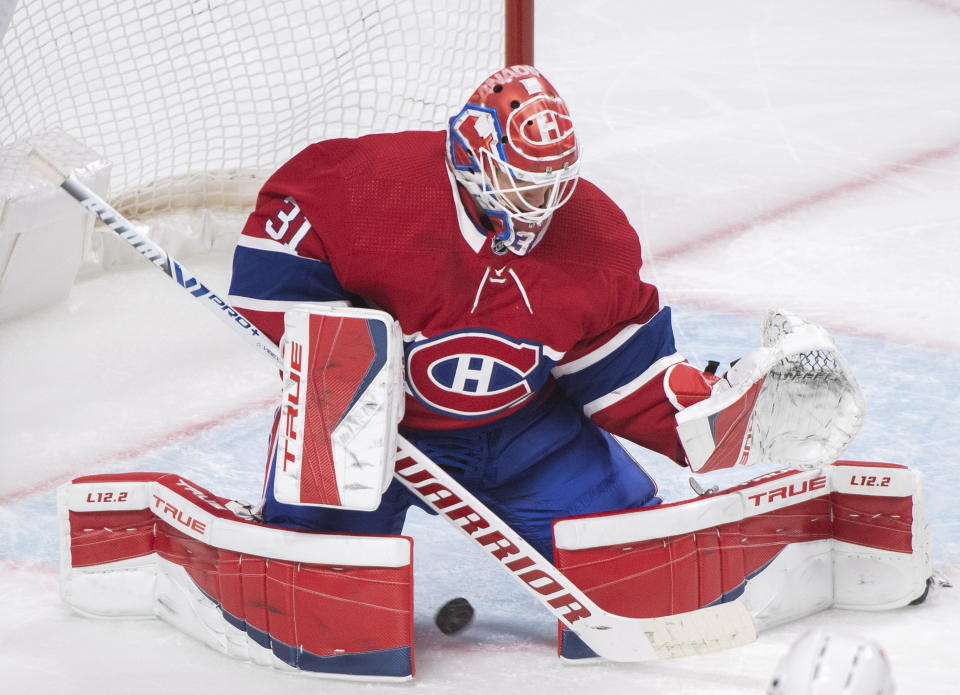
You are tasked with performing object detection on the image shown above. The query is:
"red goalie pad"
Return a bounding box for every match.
[59,472,414,680]
[552,461,929,661]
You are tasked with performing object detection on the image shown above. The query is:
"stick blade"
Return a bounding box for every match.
[648,601,757,659]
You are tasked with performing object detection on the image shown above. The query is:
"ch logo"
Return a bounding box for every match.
[406,330,548,418]
[508,95,576,162]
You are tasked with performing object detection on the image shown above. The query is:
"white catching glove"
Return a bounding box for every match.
[676,310,865,473]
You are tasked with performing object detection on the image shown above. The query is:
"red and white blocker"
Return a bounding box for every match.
[552,461,931,661]
[58,472,414,680]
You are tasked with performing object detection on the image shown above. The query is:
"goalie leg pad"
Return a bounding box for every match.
[551,461,929,661]
[59,472,415,681]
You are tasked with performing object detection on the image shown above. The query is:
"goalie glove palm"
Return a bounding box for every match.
[677,310,865,473]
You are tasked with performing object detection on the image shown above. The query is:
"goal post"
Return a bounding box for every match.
[505,0,535,66]
[0,0,534,318]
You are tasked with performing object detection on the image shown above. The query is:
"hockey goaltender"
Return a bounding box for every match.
[56,65,931,682]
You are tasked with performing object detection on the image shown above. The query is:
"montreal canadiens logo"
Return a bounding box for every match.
[406,331,547,418]
[507,95,576,162]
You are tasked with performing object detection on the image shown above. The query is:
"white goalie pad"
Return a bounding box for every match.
[677,310,865,473]
[274,304,404,511]
[58,473,415,680]
[552,461,930,654]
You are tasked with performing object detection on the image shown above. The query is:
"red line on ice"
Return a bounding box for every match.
[0,558,57,574]
[911,0,960,19]
[0,397,276,506]
[666,294,960,353]
[656,137,960,261]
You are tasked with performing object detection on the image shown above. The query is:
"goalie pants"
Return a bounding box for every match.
[261,390,661,561]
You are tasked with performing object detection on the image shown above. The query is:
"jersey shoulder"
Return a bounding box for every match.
[261,130,446,199]
[256,131,453,258]
[544,178,643,276]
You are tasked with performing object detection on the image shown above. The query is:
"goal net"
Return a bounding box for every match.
[0,0,506,222]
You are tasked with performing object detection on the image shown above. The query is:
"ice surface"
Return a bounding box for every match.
[3,0,960,691]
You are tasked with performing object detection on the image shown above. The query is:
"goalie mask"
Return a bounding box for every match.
[447,65,581,256]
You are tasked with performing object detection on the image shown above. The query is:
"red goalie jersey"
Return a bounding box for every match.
[228,130,696,463]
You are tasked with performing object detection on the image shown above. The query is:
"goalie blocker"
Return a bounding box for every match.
[551,461,930,661]
[58,472,415,680]
[273,304,404,511]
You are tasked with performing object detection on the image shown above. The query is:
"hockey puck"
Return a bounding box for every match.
[434,597,474,635]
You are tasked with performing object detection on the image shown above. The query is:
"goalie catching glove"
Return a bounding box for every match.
[676,310,864,473]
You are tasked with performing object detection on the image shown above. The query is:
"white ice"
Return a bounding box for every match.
[3,0,960,692]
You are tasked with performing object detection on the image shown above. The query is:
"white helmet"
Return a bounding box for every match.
[768,629,895,695]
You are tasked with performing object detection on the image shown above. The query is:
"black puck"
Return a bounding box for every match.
[434,597,474,635]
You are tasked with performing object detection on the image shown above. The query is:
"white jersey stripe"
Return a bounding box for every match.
[553,316,655,378]
[236,234,294,255]
[227,295,350,314]
[583,353,684,416]
[446,166,487,254]
[235,234,326,260]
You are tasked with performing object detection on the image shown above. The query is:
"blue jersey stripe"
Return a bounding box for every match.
[556,307,677,407]
[229,245,349,303]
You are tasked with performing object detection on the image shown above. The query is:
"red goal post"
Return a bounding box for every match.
[0,0,535,225]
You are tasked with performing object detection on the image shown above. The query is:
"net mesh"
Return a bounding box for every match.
[0,0,503,220]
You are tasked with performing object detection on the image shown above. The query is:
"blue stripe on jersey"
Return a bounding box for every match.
[555,307,677,407]
[229,245,349,302]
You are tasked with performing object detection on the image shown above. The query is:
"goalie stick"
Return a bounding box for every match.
[29,148,757,662]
